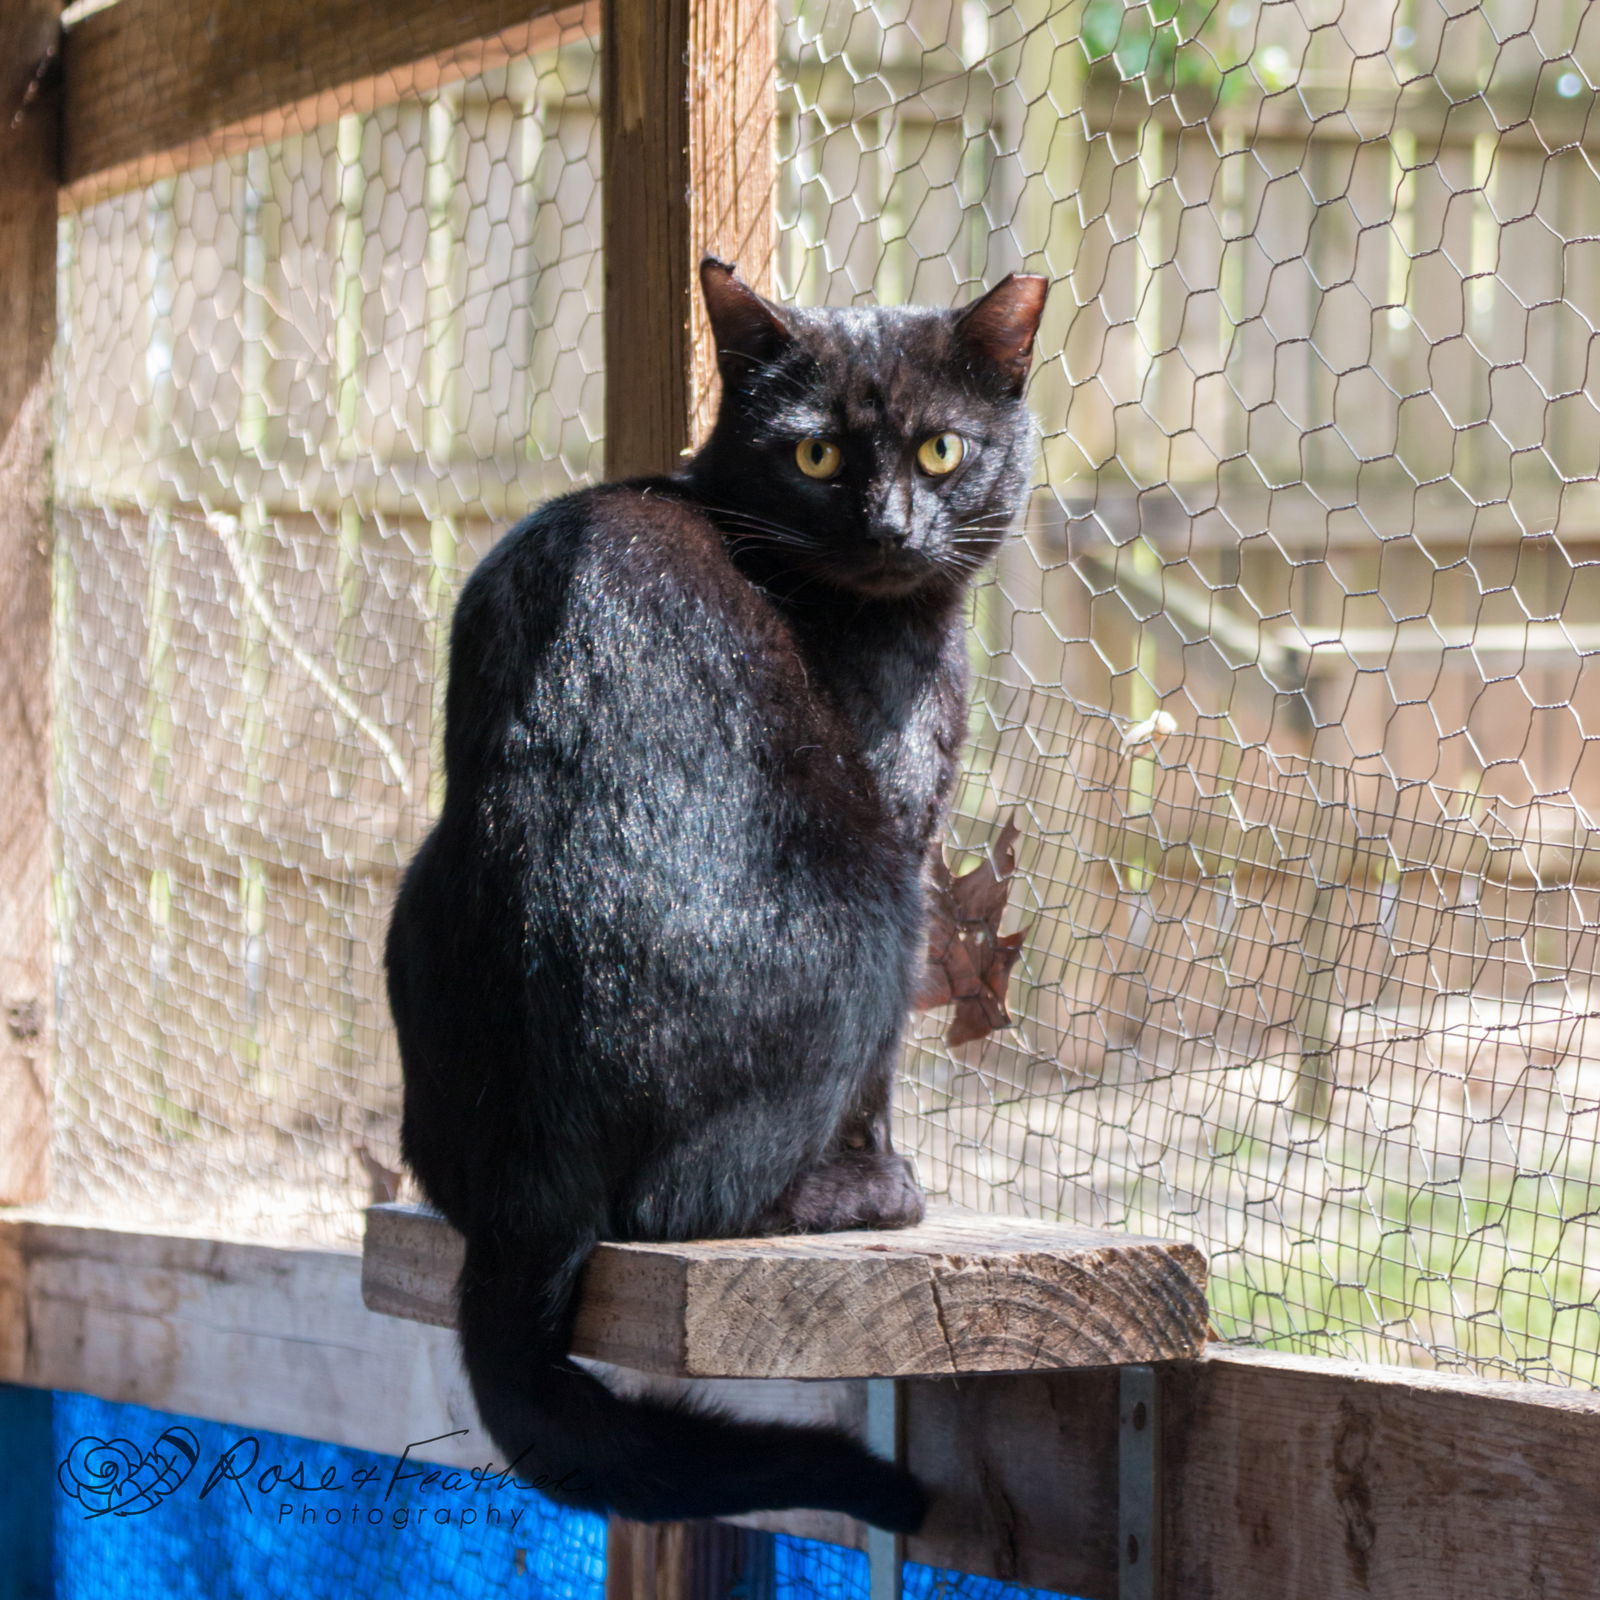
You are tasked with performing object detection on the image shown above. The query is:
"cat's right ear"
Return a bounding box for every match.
[700,257,795,387]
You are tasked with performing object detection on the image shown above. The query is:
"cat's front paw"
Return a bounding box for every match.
[853,1150,926,1229]
[762,1150,926,1234]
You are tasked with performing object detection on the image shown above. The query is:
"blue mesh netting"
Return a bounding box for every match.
[23,1388,605,1600]
[772,1537,1082,1600]
[2,1388,1079,1599]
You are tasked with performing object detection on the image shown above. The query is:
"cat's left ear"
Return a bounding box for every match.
[953,274,1050,396]
[700,257,795,387]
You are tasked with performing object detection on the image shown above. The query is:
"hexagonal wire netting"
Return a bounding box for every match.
[51,0,1600,1391]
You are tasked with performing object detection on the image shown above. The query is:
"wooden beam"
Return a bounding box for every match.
[601,0,691,478]
[362,1202,1210,1378]
[0,1215,481,1458]
[602,0,774,476]
[0,0,60,1205]
[60,0,598,210]
[1164,1347,1600,1600]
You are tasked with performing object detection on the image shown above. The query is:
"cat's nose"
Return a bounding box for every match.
[865,522,910,548]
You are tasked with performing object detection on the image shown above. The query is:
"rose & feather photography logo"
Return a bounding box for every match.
[56,1425,587,1533]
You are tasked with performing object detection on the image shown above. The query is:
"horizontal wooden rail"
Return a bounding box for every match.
[60,0,598,209]
[363,1202,1209,1378]
[5,1212,1600,1597]
[1163,1346,1600,1600]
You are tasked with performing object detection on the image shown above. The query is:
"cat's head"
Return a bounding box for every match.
[687,260,1048,603]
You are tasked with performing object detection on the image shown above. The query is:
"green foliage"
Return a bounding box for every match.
[1080,0,1245,101]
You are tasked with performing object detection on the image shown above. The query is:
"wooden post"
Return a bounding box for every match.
[601,0,775,477]
[605,1520,775,1600]
[0,0,61,1204]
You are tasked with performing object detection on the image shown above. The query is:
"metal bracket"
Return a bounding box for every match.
[1118,1364,1162,1600]
[865,1377,904,1600]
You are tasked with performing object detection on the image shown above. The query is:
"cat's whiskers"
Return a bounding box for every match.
[719,520,817,548]
[934,554,992,581]
[952,513,1018,537]
[941,512,1020,575]
[699,504,825,551]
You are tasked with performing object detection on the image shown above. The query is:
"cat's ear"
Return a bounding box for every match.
[700,256,795,386]
[953,274,1050,395]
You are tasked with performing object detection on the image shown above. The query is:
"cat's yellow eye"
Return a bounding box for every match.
[795,438,843,480]
[917,432,965,475]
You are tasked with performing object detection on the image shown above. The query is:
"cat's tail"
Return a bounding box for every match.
[456,1231,927,1531]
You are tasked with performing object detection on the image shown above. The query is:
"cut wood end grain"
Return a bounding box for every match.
[362,1203,1208,1380]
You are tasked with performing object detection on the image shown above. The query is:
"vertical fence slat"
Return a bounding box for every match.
[0,1,60,1204]
[602,0,774,476]
[602,0,691,478]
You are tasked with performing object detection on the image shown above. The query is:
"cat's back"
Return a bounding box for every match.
[442,478,852,837]
[456,477,768,663]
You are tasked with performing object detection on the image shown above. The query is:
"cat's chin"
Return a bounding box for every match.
[825,548,952,601]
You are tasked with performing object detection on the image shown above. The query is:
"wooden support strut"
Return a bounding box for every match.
[0,0,61,1206]
[58,0,598,210]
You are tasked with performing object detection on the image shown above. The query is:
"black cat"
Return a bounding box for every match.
[385,260,1047,1530]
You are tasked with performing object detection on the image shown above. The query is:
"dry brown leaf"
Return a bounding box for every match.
[916,815,1027,1046]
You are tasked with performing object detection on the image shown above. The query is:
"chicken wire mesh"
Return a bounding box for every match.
[51,11,602,1237]
[47,0,1600,1393]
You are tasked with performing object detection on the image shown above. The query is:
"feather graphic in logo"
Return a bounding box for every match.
[57,1427,200,1517]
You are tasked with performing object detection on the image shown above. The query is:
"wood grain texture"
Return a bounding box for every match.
[0,0,60,1204]
[602,0,691,478]
[687,0,775,441]
[907,1368,1121,1596]
[602,0,775,476]
[2,1208,1122,1593]
[362,1202,1210,1378]
[1164,1347,1600,1600]
[0,1214,483,1462]
[60,0,596,209]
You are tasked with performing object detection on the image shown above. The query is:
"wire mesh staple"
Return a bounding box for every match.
[49,0,1600,1389]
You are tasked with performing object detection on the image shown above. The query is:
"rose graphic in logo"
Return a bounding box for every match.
[57,1427,200,1518]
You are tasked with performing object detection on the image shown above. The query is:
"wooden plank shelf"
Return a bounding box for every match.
[362,1203,1209,1379]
